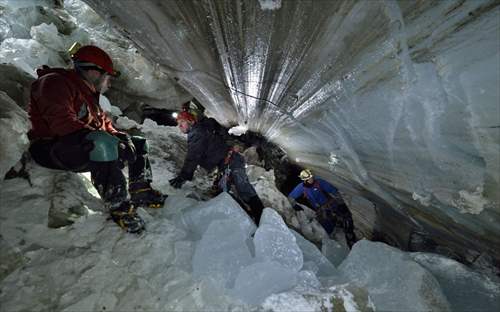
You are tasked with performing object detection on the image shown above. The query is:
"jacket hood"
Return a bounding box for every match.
[36,66,74,78]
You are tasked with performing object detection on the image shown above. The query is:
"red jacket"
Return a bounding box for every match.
[28,67,118,140]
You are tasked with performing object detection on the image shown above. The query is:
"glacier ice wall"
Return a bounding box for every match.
[82,0,500,263]
[0,0,495,264]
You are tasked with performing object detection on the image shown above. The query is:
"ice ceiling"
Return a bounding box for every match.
[80,0,499,265]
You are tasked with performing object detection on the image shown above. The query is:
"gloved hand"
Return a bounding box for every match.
[169,176,185,189]
[115,132,136,163]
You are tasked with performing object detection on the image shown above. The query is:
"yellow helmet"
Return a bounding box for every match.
[299,169,313,181]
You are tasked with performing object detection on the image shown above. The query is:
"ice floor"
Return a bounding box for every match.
[1,119,499,311]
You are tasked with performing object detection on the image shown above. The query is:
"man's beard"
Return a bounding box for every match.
[96,76,109,94]
[87,74,108,94]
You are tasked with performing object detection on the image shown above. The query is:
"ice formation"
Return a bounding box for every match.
[0,91,30,178]
[1,0,500,311]
[77,0,500,265]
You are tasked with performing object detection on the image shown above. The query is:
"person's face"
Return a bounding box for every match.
[304,177,314,186]
[86,69,112,94]
[97,73,112,94]
[178,120,191,134]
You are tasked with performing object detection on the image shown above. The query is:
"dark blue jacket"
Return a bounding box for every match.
[179,118,228,180]
[288,178,338,209]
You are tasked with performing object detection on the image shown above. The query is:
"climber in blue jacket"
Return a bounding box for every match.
[288,169,357,248]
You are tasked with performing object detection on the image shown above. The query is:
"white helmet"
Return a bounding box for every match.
[299,169,313,181]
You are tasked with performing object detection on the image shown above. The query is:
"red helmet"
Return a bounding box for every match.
[72,45,119,76]
[176,111,196,123]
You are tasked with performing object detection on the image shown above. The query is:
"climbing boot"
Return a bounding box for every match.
[129,182,167,208]
[110,201,146,234]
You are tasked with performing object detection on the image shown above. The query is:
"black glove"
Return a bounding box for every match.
[169,176,185,189]
[293,204,303,211]
[116,132,136,163]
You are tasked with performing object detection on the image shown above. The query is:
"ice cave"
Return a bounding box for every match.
[0,0,499,311]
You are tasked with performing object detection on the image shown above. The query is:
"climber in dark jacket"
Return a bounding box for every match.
[169,111,264,224]
[288,169,357,248]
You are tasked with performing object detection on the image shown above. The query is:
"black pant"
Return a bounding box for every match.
[317,202,356,243]
[29,129,151,206]
[217,152,263,223]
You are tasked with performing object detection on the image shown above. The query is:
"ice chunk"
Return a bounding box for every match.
[302,261,319,274]
[2,0,55,10]
[172,240,194,271]
[411,252,500,311]
[254,208,303,272]
[192,219,253,288]
[180,192,256,238]
[228,124,248,136]
[291,229,337,277]
[262,292,318,312]
[115,116,141,130]
[322,238,350,267]
[339,240,450,311]
[0,91,29,178]
[30,23,65,52]
[231,261,297,305]
[248,165,300,226]
[0,236,25,281]
[258,0,282,11]
[294,270,321,292]
[0,38,63,76]
[263,283,374,312]
[48,171,104,228]
[99,94,122,117]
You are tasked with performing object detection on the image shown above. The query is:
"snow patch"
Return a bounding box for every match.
[453,186,489,214]
[328,152,340,169]
[0,91,29,177]
[115,116,140,130]
[99,94,122,117]
[412,192,431,206]
[258,0,282,11]
[228,124,248,136]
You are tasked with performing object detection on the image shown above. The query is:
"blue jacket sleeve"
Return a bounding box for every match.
[288,183,304,199]
[318,178,338,195]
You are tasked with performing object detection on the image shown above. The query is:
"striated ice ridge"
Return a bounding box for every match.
[411,252,500,311]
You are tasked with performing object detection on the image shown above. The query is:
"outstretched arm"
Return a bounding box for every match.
[287,183,304,210]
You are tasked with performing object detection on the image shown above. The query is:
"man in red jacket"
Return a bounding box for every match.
[28,45,166,234]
